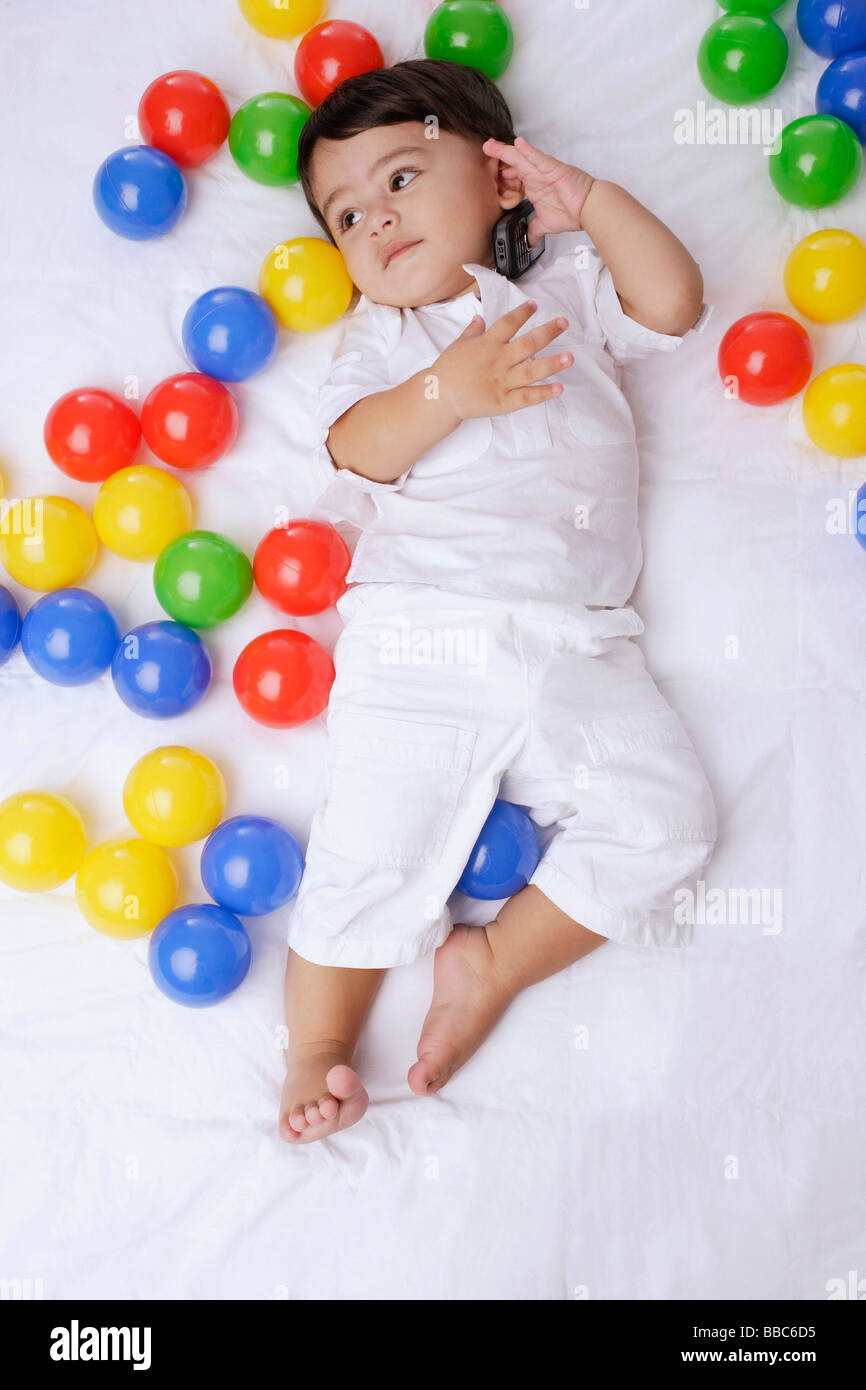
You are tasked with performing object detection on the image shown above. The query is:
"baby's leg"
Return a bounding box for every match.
[279,949,385,1145]
[486,883,608,989]
[409,885,605,1095]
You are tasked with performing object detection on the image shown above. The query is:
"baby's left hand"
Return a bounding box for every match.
[482,135,595,245]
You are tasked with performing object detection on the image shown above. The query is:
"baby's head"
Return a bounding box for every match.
[297,59,521,309]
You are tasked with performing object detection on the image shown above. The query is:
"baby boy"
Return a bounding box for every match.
[278,59,717,1144]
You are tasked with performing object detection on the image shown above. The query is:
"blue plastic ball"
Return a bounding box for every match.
[148,903,251,1007]
[817,48,866,141]
[93,145,188,240]
[21,588,120,686]
[798,0,866,58]
[201,815,304,917]
[457,799,541,900]
[856,480,866,549]
[111,619,212,718]
[182,287,278,382]
[0,586,21,666]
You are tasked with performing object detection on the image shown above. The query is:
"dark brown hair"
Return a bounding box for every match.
[297,58,517,241]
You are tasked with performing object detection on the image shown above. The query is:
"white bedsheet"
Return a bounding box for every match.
[1,0,863,1301]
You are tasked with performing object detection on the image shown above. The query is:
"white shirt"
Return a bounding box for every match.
[310,237,693,609]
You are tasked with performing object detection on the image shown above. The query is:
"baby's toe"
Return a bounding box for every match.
[408,1058,435,1094]
[289,1106,310,1133]
[279,1113,300,1143]
[325,1063,364,1100]
[317,1093,339,1120]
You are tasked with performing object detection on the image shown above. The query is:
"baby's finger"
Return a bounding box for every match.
[483,136,532,173]
[503,315,569,364]
[482,136,518,160]
[509,350,574,388]
[513,135,561,173]
[502,381,564,413]
[455,314,486,339]
[526,214,546,247]
[486,300,539,342]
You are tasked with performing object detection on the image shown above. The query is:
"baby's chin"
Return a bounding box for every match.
[357,261,478,310]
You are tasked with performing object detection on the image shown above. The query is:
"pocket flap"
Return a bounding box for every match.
[331,711,476,774]
[582,707,695,766]
[548,357,637,445]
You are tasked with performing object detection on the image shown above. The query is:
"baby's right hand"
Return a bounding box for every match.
[434,301,573,423]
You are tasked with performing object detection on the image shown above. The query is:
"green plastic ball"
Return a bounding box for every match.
[718,0,787,12]
[424,1,514,82]
[154,531,253,629]
[697,14,788,105]
[228,92,310,187]
[768,114,863,207]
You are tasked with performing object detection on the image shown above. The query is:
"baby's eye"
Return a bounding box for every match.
[340,209,362,231]
[390,168,419,191]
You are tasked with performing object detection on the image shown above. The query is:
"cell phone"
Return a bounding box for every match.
[493,199,546,279]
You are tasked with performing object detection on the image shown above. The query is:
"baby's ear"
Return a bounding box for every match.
[498,185,525,210]
[494,163,525,209]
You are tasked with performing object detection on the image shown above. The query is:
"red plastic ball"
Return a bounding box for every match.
[44,388,141,482]
[254,519,350,616]
[138,70,231,167]
[717,311,813,406]
[294,21,385,107]
[141,373,239,470]
[233,629,334,727]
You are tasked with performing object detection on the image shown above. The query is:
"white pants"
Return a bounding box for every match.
[285,582,718,968]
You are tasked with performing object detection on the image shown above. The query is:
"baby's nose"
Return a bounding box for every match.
[370,209,395,233]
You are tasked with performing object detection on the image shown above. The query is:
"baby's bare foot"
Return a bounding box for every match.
[408,923,515,1097]
[279,1046,369,1145]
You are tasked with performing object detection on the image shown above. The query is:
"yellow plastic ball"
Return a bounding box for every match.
[238,0,324,39]
[0,495,98,591]
[803,363,866,457]
[75,837,178,938]
[123,746,227,848]
[259,237,354,331]
[784,228,866,323]
[94,465,193,561]
[0,791,87,892]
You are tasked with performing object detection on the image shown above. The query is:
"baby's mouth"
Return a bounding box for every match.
[383,240,422,268]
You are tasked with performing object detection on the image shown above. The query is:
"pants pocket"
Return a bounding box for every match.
[322,710,478,868]
[580,707,717,844]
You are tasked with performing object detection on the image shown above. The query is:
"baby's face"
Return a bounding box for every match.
[310,122,510,307]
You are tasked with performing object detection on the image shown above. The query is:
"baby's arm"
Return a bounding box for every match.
[483,135,703,339]
[326,363,460,484]
[327,302,573,485]
[579,181,703,337]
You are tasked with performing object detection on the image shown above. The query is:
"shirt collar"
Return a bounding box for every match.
[358,261,518,327]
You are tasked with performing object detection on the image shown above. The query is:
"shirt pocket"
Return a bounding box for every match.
[548,341,637,447]
[580,707,717,844]
[416,413,493,475]
[391,351,494,474]
[322,710,478,869]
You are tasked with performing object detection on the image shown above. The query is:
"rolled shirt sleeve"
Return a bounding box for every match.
[545,240,695,365]
[315,303,412,497]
